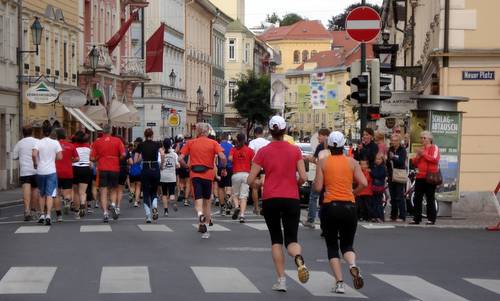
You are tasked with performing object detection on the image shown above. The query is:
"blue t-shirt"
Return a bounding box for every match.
[219,140,233,169]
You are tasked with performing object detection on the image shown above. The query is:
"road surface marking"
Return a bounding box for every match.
[218,247,271,252]
[373,274,469,301]
[15,226,50,234]
[464,278,500,294]
[191,224,230,231]
[285,270,367,298]
[361,224,396,229]
[80,225,112,232]
[191,266,260,293]
[99,266,151,294]
[0,267,56,294]
[244,223,269,230]
[138,224,173,232]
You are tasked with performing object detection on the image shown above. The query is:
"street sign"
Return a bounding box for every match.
[146,122,156,127]
[345,6,381,43]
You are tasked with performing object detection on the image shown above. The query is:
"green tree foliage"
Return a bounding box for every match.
[233,71,274,137]
[266,12,280,24]
[280,13,304,26]
[328,2,381,30]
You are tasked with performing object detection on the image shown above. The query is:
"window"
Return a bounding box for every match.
[54,37,60,76]
[228,81,236,102]
[244,42,249,63]
[44,31,51,72]
[0,15,4,58]
[302,50,309,62]
[293,50,300,64]
[228,38,235,60]
[315,112,320,123]
[63,41,67,78]
[311,50,317,57]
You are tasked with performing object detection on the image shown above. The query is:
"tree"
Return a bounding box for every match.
[233,71,273,137]
[266,12,280,25]
[280,13,303,26]
[327,2,381,30]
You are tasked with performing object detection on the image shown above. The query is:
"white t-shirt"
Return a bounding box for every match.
[249,137,270,156]
[34,137,62,175]
[12,137,39,176]
[73,145,91,167]
[161,150,178,183]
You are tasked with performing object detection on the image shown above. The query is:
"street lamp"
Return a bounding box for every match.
[382,30,390,45]
[30,17,43,55]
[169,69,176,87]
[196,86,204,122]
[213,90,220,112]
[88,45,99,74]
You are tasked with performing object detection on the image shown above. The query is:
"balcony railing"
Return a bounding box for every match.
[120,56,148,81]
[83,45,114,71]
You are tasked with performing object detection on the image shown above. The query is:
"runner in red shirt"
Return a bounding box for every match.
[229,133,254,223]
[90,125,125,223]
[55,128,79,222]
[179,123,226,239]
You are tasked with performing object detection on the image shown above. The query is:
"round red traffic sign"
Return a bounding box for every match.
[345,6,381,43]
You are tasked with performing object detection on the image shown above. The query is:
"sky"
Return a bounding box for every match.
[244,0,383,28]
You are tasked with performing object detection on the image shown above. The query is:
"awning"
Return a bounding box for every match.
[81,103,108,124]
[65,107,103,132]
[112,103,140,127]
[109,100,130,120]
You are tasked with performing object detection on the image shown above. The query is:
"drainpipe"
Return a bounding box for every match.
[443,0,450,67]
[17,0,23,134]
[141,7,145,98]
[410,0,416,87]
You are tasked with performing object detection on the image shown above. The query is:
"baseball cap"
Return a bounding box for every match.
[328,131,346,147]
[269,115,286,130]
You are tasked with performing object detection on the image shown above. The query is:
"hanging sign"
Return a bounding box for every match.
[26,81,59,104]
[59,89,87,108]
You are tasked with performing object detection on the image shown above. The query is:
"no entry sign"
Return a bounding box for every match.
[346,6,381,43]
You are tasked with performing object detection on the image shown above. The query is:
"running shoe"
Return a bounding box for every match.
[129,192,135,203]
[239,216,245,223]
[45,217,52,226]
[79,205,86,217]
[301,220,316,229]
[173,203,178,212]
[272,278,287,292]
[110,204,119,220]
[94,201,100,208]
[57,215,63,223]
[152,208,159,221]
[164,209,169,217]
[294,255,309,283]
[63,200,70,215]
[38,214,45,224]
[201,231,210,239]
[24,213,32,222]
[220,204,226,216]
[232,208,240,220]
[198,223,207,233]
[333,281,345,294]
[209,220,213,227]
[103,214,109,223]
[134,201,139,207]
[349,265,364,290]
[146,217,152,224]
[184,199,190,207]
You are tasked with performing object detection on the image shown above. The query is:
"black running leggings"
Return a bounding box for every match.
[320,201,358,259]
[262,198,300,247]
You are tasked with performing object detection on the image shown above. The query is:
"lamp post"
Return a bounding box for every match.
[17,15,44,133]
[169,69,176,87]
[196,86,204,122]
[88,45,99,75]
[213,90,220,113]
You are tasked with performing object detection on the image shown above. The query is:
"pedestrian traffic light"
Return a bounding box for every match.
[379,75,393,101]
[367,106,381,121]
[346,60,361,103]
[370,59,392,104]
[350,73,370,104]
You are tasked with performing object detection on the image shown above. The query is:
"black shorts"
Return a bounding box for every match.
[99,171,119,188]
[57,178,73,190]
[262,198,301,247]
[161,182,176,196]
[177,168,190,179]
[73,166,92,184]
[19,175,38,188]
[118,169,128,186]
[191,178,212,200]
[216,168,232,188]
[129,175,141,183]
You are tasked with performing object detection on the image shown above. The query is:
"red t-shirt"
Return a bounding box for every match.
[90,134,125,172]
[253,141,301,200]
[358,170,373,196]
[230,146,254,173]
[181,136,223,181]
[56,140,78,179]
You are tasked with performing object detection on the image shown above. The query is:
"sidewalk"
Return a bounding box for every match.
[0,188,23,208]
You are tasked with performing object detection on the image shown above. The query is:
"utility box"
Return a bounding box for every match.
[409,95,469,217]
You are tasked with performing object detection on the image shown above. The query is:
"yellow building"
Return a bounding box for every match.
[259,20,332,74]
[382,0,500,199]
[21,1,81,137]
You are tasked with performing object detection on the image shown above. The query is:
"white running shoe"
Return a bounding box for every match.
[272,278,287,292]
[333,281,345,294]
[201,231,210,239]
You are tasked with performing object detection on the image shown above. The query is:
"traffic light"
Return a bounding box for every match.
[370,59,392,104]
[346,60,361,103]
[367,106,381,121]
[379,75,392,101]
[350,73,370,104]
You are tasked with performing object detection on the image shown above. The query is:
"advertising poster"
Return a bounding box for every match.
[430,111,461,201]
[297,84,310,112]
[325,84,339,113]
[310,72,326,109]
[270,74,286,110]
[409,110,429,153]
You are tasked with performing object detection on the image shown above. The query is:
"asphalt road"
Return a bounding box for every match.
[0,199,499,301]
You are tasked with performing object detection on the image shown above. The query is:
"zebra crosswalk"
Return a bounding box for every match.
[0,265,498,299]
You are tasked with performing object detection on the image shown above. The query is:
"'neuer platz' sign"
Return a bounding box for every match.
[462,71,495,80]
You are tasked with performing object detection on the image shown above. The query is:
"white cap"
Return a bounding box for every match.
[269,115,286,130]
[328,131,346,147]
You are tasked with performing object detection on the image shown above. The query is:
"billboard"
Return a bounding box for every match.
[270,74,286,110]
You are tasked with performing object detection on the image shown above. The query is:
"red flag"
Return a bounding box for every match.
[105,10,139,55]
[146,23,165,73]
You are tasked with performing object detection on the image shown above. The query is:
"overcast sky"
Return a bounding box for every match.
[245,0,383,28]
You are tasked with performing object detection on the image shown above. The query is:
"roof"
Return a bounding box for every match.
[258,20,332,41]
[295,50,344,70]
[226,19,254,36]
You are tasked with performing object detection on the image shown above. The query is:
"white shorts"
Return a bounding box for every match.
[232,172,249,200]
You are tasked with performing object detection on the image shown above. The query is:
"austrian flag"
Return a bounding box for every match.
[146,23,165,73]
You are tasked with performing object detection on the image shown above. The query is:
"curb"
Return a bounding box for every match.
[0,199,23,208]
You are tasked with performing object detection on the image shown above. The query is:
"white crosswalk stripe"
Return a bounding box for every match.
[463,278,500,295]
[244,222,269,230]
[138,224,173,232]
[285,270,367,298]
[0,267,57,294]
[373,274,469,301]
[361,224,395,229]
[191,224,230,231]
[80,225,112,232]
[99,266,151,294]
[15,226,50,233]
[191,266,260,293]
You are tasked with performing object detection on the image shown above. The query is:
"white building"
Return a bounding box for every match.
[134,0,186,140]
[0,1,19,190]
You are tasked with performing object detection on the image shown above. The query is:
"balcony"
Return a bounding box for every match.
[120,56,149,82]
[122,0,149,8]
[83,45,114,73]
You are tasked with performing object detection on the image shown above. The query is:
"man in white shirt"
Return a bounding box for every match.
[32,124,63,225]
[12,125,40,221]
[248,127,270,215]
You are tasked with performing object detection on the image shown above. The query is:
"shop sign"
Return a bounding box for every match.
[146,122,156,127]
[26,81,59,104]
[59,89,87,108]
[462,71,495,80]
[168,113,180,127]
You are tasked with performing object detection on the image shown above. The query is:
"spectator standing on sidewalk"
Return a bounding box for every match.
[12,125,40,221]
[32,124,63,225]
[387,134,407,222]
[356,160,372,221]
[355,128,378,168]
[370,153,387,222]
[303,128,330,229]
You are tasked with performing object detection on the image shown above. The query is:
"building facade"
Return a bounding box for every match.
[136,0,186,140]
[381,0,500,194]
[0,0,19,190]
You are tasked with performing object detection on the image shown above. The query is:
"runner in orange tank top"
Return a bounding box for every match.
[314,131,367,294]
